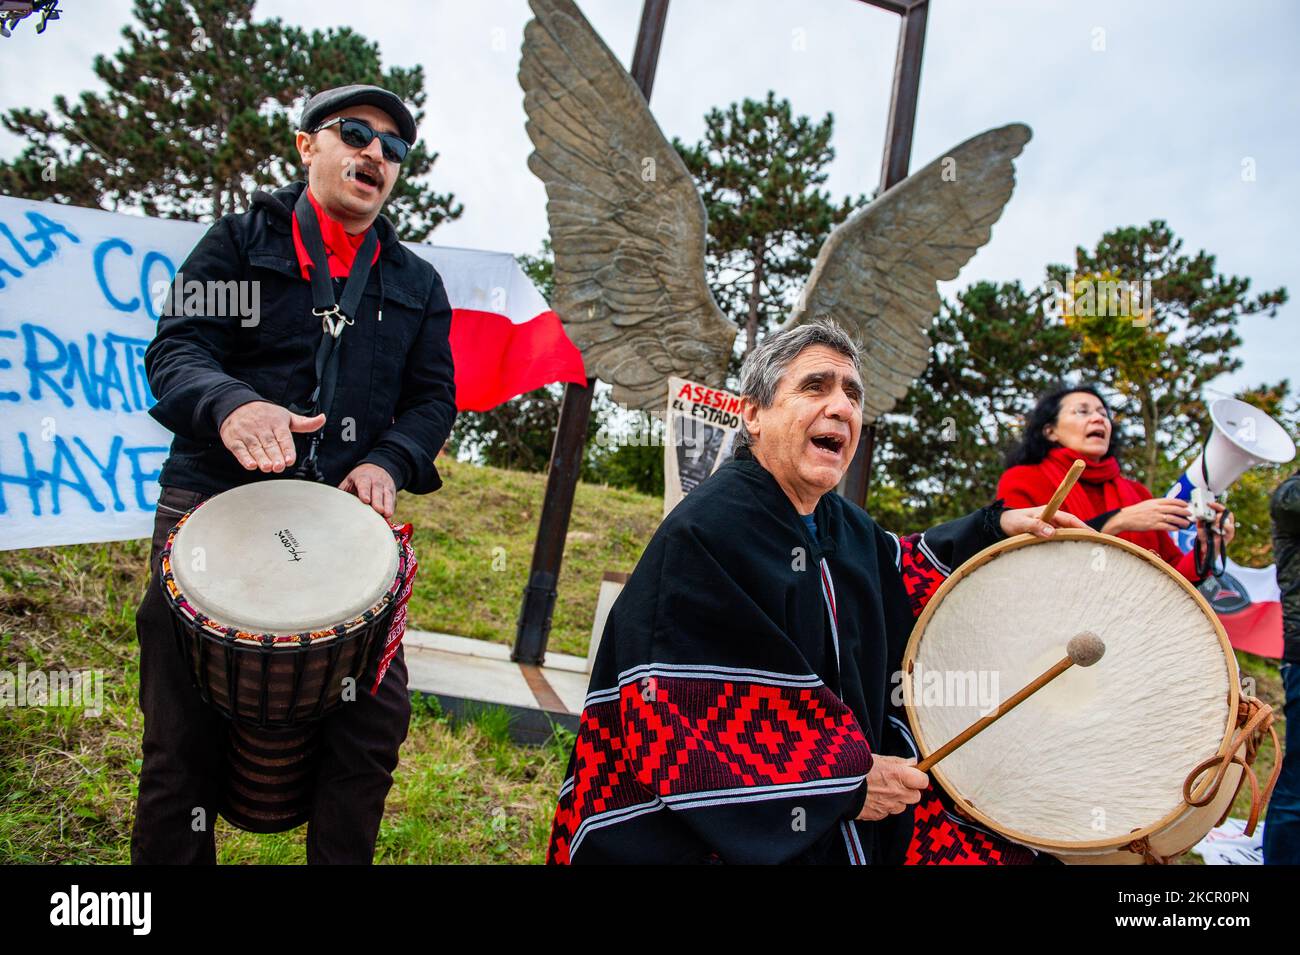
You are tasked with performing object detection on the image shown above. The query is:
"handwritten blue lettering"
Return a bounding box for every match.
[0,432,167,517]
[0,432,42,516]
[139,251,175,322]
[73,436,126,512]
[45,435,104,515]
[0,328,18,402]
[0,212,81,292]
[94,238,139,313]
[17,322,154,412]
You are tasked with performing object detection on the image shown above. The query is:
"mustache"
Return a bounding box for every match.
[346,160,385,186]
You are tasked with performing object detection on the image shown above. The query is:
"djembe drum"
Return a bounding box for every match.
[159,480,405,833]
[902,529,1274,864]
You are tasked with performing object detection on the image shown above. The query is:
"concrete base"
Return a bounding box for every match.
[403,630,591,744]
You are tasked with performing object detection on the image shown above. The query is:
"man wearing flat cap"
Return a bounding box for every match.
[133,84,457,863]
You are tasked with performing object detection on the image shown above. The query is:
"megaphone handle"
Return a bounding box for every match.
[1194,509,1228,579]
[1212,507,1229,576]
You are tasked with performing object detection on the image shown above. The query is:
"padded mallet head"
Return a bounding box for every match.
[1067,631,1106,667]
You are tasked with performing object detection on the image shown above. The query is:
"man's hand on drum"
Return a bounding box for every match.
[857,754,929,821]
[219,401,325,473]
[1000,505,1091,539]
[340,463,397,519]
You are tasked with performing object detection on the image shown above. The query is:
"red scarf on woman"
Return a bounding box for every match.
[1037,446,1145,514]
[1038,445,1172,548]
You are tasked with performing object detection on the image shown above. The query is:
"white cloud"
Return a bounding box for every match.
[2,0,1295,399]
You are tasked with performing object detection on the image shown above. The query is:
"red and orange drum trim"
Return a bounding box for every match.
[158,500,407,648]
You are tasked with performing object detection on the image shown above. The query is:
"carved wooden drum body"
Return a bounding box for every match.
[160,480,405,832]
[902,530,1243,864]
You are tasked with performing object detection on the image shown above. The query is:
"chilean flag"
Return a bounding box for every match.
[1195,559,1285,659]
[1169,520,1284,659]
[406,244,586,411]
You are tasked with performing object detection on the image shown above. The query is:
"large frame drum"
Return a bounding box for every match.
[159,480,405,833]
[902,529,1245,864]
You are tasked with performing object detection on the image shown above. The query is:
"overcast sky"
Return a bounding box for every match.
[2,0,1296,401]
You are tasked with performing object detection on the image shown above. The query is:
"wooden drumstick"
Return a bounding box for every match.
[915,632,1105,773]
[1038,458,1085,525]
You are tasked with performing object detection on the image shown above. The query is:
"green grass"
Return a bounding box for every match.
[397,457,662,657]
[0,458,1289,864]
[0,512,575,864]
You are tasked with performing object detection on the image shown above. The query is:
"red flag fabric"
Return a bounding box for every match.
[404,245,586,410]
[449,307,585,411]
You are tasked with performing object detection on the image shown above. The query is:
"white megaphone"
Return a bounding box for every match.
[1167,397,1297,523]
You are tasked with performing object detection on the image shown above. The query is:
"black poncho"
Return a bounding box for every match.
[548,445,1035,864]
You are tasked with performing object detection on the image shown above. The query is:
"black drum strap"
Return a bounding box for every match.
[290,189,378,481]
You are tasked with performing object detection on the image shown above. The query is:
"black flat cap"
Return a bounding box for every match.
[299,84,417,145]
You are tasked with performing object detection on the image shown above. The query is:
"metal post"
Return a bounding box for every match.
[512,0,671,665]
[839,0,929,507]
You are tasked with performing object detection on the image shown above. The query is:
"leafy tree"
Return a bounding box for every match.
[674,91,862,366]
[584,413,666,497]
[0,0,461,238]
[870,280,1082,529]
[1214,381,1297,567]
[1049,221,1286,489]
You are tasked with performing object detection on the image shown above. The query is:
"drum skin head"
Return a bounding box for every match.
[904,532,1235,850]
[170,480,400,636]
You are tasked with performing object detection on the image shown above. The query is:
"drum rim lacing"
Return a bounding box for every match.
[1179,695,1282,837]
[159,502,405,646]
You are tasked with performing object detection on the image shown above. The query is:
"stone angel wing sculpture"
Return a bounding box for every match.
[521,0,1031,417]
[520,0,736,411]
[781,124,1032,421]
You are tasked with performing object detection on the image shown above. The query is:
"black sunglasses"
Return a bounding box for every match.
[313,116,410,164]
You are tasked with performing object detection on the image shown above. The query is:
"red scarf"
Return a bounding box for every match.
[290,187,380,280]
[1037,445,1178,554]
[1039,446,1146,515]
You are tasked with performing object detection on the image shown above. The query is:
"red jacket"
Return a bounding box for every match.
[997,449,1202,583]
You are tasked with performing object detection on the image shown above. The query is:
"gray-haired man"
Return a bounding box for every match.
[546,320,1085,864]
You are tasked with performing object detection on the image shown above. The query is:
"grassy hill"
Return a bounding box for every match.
[398,457,662,656]
[0,458,1287,863]
[0,459,661,864]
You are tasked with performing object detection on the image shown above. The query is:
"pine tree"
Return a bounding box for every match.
[1051,220,1287,489]
[0,0,461,238]
[871,280,1081,529]
[673,91,862,367]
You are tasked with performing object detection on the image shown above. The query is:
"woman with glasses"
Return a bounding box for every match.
[997,382,1233,583]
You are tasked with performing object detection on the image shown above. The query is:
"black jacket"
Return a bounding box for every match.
[144,180,456,496]
[1272,471,1300,663]
[548,445,1008,864]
